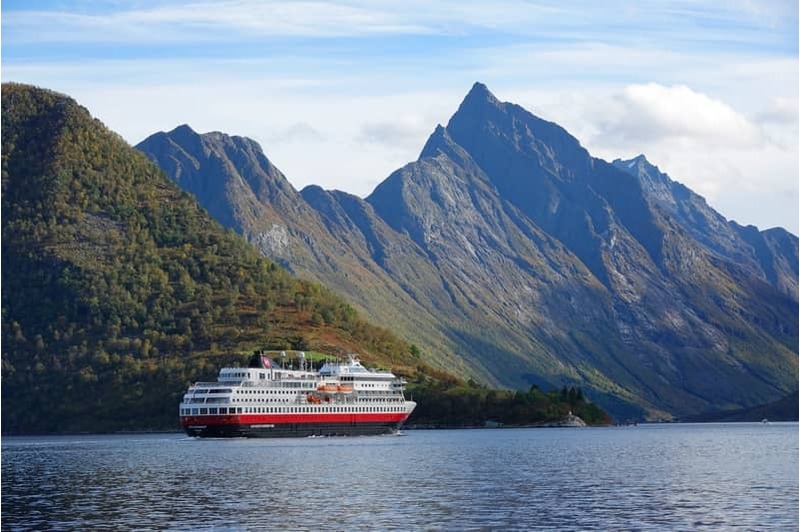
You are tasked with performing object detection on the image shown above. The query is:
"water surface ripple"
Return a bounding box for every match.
[3,423,797,530]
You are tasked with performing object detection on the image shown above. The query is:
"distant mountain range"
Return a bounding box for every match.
[137,82,798,420]
[683,391,798,423]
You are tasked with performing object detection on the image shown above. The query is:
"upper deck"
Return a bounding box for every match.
[188,353,406,394]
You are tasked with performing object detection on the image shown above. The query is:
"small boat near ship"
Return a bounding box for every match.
[179,352,416,438]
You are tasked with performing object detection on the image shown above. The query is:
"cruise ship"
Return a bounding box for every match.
[179,352,416,437]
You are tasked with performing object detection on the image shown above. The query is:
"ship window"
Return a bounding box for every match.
[220,408,228,414]
[209,408,218,415]
[199,408,208,415]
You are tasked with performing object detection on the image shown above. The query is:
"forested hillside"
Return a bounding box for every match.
[0,84,424,433]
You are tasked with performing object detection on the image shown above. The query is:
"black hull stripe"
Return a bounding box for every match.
[184,421,404,438]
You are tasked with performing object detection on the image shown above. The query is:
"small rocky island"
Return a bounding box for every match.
[552,411,587,427]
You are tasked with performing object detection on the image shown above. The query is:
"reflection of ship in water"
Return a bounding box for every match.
[179,352,416,437]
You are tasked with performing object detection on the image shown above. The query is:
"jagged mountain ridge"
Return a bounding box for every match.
[138,83,798,419]
[137,125,474,378]
[612,154,798,299]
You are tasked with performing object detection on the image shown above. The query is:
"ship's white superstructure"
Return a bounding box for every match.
[179,352,416,438]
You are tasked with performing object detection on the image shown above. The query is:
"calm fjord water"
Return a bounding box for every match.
[3,423,797,530]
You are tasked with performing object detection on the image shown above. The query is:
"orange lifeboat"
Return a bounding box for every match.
[337,385,354,393]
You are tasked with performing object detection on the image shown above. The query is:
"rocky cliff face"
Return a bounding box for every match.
[138,83,798,420]
[137,125,306,258]
[138,126,473,377]
[613,154,798,299]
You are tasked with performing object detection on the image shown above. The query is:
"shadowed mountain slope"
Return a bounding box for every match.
[139,83,798,420]
[138,125,472,376]
[613,154,798,299]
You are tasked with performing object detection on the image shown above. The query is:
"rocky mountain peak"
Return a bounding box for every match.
[460,81,501,109]
[418,124,448,159]
[445,83,592,187]
[138,82,799,421]
[613,154,676,203]
[614,154,663,178]
[170,123,197,137]
[417,123,487,176]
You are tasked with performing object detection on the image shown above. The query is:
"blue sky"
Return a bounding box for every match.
[3,1,798,232]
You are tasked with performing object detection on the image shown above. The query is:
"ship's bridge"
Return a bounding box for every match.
[319,355,395,379]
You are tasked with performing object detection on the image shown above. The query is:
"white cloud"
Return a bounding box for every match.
[4,1,796,233]
[592,83,764,148]
[3,2,436,43]
[356,120,432,151]
[5,0,796,46]
[757,96,799,125]
[265,122,326,144]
